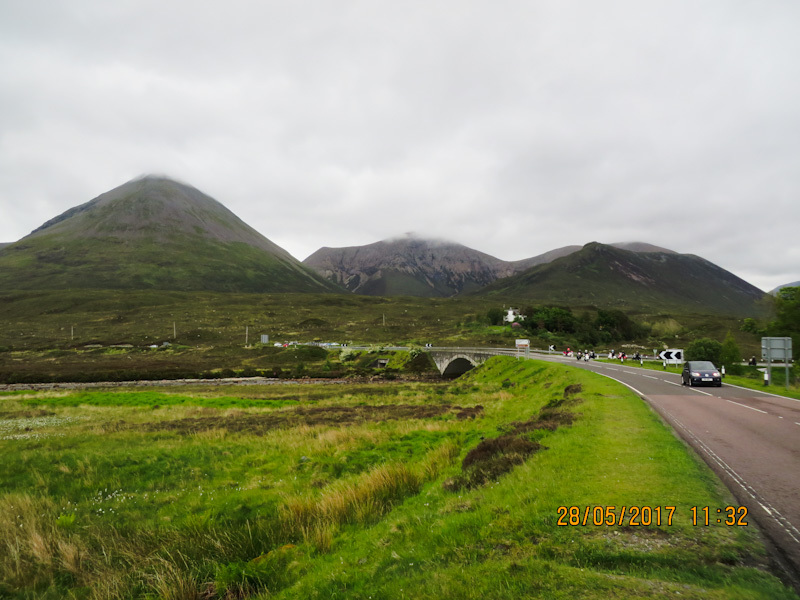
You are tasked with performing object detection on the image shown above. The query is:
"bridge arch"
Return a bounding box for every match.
[428,349,496,377]
[440,356,476,378]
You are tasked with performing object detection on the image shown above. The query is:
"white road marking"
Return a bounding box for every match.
[726,400,768,414]
[723,382,800,404]
[664,380,683,387]
[690,388,714,397]
[642,375,659,380]
[665,414,800,547]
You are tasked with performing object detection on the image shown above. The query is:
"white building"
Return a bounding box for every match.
[503,308,526,323]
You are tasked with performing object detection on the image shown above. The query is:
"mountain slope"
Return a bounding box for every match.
[303,237,681,298]
[477,242,767,315]
[0,176,341,293]
[506,245,582,272]
[304,234,514,297]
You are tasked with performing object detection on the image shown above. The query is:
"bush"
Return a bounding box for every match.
[487,308,505,326]
[719,331,741,371]
[726,363,745,376]
[686,338,722,364]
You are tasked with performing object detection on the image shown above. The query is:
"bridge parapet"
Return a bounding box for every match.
[428,348,500,377]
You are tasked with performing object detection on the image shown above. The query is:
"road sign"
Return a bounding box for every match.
[515,339,530,348]
[659,349,683,364]
[761,337,792,361]
[762,337,793,390]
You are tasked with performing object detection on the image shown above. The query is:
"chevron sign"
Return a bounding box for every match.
[659,349,683,364]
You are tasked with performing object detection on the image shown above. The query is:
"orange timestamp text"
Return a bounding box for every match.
[557,505,749,527]
[557,505,675,527]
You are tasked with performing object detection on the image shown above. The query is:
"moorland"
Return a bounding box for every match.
[2,357,797,599]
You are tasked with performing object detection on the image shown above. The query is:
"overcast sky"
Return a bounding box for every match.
[1,1,798,292]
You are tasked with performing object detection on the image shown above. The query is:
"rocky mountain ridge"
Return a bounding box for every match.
[303,235,676,298]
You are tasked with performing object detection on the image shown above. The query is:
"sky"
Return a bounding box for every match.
[1,1,798,292]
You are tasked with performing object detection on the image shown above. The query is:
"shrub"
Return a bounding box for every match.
[487,308,505,326]
[686,338,722,364]
[719,331,741,371]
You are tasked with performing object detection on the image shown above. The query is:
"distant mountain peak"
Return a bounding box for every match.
[609,241,676,254]
[477,242,765,316]
[1,177,341,294]
[304,235,506,297]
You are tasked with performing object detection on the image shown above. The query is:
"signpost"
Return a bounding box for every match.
[659,349,683,366]
[515,339,530,360]
[761,337,793,389]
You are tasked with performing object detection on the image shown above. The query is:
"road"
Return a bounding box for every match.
[531,352,800,589]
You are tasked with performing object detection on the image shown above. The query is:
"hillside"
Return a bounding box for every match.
[0,176,341,293]
[304,237,680,298]
[505,245,582,272]
[303,234,516,297]
[477,242,768,316]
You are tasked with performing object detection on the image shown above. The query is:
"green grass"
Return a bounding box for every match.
[20,390,300,409]
[0,288,764,352]
[0,357,795,599]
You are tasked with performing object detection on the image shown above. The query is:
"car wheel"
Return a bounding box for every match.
[688,378,693,387]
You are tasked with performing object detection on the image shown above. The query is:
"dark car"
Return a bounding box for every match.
[681,361,722,387]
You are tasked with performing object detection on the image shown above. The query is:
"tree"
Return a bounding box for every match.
[774,287,800,332]
[487,308,505,326]
[686,338,722,365]
[739,318,761,334]
[766,286,800,360]
[595,309,647,340]
[524,306,576,334]
[719,331,742,374]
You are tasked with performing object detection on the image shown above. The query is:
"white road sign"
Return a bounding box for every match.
[659,349,683,364]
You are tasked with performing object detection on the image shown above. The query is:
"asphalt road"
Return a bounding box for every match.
[534,353,800,590]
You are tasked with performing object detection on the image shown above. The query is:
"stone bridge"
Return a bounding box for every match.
[428,348,510,377]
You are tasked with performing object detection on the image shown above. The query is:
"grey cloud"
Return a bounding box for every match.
[1,0,798,292]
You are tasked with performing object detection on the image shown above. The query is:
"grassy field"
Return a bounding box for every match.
[0,357,795,599]
[0,288,765,383]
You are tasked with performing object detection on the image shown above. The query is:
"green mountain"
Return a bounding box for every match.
[0,176,341,293]
[476,242,768,316]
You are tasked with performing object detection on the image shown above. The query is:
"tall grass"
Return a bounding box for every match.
[280,442,459,550]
